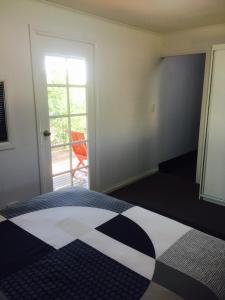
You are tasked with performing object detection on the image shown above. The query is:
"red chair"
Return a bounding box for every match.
[67,131,87,176]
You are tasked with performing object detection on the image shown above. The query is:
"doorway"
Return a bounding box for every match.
[31,31,96,194]
[158,53,206,183]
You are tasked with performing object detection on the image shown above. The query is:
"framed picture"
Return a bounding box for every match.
[0,79,14,150]
[0,81,8,143]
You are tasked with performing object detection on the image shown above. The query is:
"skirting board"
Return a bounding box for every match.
[201,194,225,207]
[102,168,159,194]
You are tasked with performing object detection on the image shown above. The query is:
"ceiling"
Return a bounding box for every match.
[46,0,225,33]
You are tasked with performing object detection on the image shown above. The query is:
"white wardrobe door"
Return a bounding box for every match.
[203,48,225,201]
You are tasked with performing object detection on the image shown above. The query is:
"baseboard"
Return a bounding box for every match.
[201,194,225,207]
[102,167,159,194]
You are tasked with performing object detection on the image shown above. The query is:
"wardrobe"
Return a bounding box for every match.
[201,44,225,206]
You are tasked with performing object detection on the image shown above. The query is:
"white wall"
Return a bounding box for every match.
[158,54,205,162]
[0,0,161,207]
[160,23,225,182]
[161,23,225,56]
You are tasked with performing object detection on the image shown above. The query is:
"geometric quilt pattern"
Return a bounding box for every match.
[158,229,225,299]
[0,187,224,300]
[0,240,150,300]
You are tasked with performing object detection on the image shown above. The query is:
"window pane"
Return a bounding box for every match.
[0,82,7,142]
[70,116,87,139]
[48,87,67,116]
[67,58,86,85]
[70,87,86,114]
[53,172,71,190]
[50,117,69,146]
[45,56,66,84]
[52,146,70,175]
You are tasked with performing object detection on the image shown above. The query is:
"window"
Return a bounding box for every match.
[45,56,89,190]
[0,81,8,143]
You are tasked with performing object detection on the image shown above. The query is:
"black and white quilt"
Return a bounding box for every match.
[0,187,224,300]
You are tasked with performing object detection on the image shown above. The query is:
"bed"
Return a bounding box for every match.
[0,187,224,300]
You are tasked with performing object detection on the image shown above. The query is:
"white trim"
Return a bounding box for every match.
[0,142,14,151]
[29,26,97,193]
[0,78,15,151]
[49,113,87,119]
[102,168,159,194]
[47,84,86,88]
[199,48,214,195]
[51,140,89,149]
[29,26,47,193]
[161,48,208,58]
[200,44,225,203]
[29,28,42,195]
[201,194,225,207]
[196,49,212,185]
[31,26,97,48]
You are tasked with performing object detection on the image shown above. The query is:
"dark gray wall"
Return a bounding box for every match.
[158,54,205,162]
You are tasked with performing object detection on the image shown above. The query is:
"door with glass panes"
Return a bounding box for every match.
[31,32,95,193]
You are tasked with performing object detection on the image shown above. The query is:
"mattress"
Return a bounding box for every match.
[0,187,224,300]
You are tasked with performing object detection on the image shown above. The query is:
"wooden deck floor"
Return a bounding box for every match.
[52,148,88,190]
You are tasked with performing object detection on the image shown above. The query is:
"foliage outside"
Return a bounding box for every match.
[48,87,87,146]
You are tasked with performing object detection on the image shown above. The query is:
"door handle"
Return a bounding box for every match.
[43,130,51,137]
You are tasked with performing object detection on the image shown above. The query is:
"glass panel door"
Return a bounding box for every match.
[45,56,89,190]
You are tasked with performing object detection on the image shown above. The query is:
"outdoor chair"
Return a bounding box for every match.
[66,130,87,176]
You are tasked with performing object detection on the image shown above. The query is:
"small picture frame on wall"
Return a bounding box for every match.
[0,78,14,150]
[0,81,8,143]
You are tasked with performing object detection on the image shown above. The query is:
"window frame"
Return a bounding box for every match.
[45,55,89,189]
[0,78,14,151]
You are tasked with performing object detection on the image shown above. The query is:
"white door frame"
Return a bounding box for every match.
[200,44,225,204]
[29,26,97,193]
[161,48,212,185]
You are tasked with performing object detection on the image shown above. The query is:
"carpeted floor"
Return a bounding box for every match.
[110,152,225,241]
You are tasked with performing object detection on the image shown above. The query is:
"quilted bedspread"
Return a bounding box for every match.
[0,187,224,300]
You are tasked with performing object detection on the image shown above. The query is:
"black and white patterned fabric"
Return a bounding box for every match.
[0,187,224,300]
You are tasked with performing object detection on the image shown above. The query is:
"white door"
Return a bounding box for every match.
[31,31,95,194]
[201,44,225,204]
